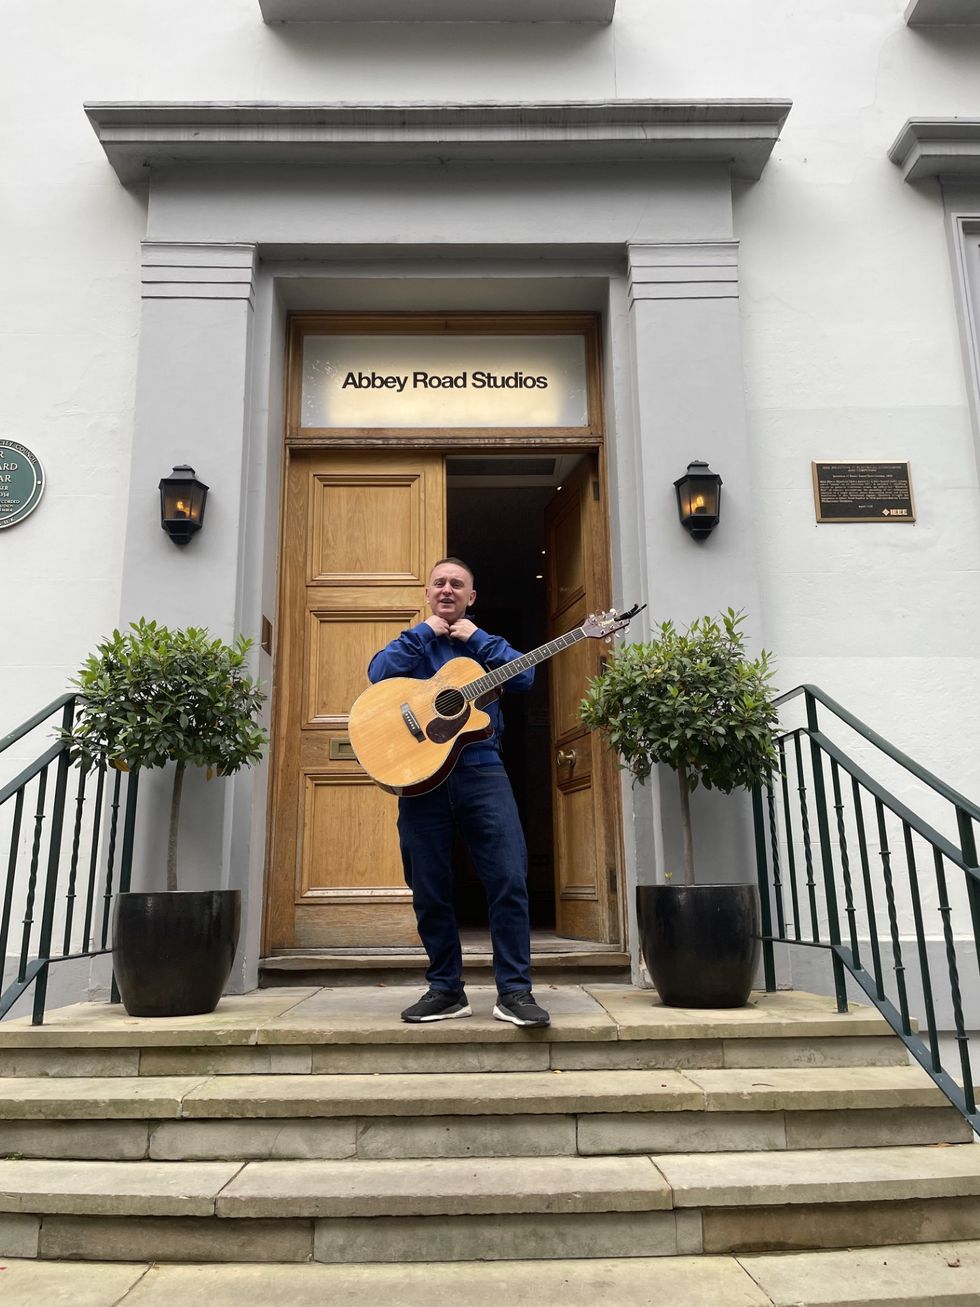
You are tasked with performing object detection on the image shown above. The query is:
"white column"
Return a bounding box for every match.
[626,240,762,623]
[120,242,258,632]
[626,240,763,889]
[113,242,263,992]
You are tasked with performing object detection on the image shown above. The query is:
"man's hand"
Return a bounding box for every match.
[425,615,451,637]
[449,618,477,642]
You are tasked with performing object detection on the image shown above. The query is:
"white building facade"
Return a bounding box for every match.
[2,1,980,1015]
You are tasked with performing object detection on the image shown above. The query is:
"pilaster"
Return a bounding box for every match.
[117,243,262,985]
[625,239,762,891]
[120,242,258,635]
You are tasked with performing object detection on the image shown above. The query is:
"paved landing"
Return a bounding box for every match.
[0,986,894,1048]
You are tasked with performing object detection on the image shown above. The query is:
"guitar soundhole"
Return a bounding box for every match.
[433,687,466,718]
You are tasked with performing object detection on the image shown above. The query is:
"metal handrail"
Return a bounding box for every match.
[0,696,140,1024]
[755,685,980,1133]
[776,683,980,824]
[0,694,74,755]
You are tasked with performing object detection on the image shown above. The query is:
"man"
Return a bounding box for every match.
[367,557,550,1028]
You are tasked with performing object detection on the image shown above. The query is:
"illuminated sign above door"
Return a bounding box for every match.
[300,334,590,429]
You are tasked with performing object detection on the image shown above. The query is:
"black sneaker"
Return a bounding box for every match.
[400,988,472,1023]
[492,990,550,1028]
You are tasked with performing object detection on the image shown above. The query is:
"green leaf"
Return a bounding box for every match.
[577,609,779,798]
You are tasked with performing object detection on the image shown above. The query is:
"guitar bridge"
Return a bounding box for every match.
[400,703,425,742]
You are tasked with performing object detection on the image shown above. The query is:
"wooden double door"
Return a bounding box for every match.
[264,448,623,952]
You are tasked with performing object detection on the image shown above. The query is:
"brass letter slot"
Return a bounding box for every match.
[329,737,357,761]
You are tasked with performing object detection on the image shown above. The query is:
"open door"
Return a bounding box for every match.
[265,449,445,950]
[545,456,622,943]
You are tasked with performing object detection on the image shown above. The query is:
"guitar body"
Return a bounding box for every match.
[348,657,495,796]
[349,605,643,797]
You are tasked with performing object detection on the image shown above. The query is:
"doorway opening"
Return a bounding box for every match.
[445,452,587,934]
[263,310,625,964]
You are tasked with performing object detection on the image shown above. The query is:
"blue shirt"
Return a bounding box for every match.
[367,621,534,767]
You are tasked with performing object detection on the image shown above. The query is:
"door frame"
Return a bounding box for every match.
[262,310,626,953]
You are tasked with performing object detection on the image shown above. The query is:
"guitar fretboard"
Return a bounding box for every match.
[463,627,589,701]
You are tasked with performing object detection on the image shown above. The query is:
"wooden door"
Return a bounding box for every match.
[265,449,445,950]
[545,457,622,943]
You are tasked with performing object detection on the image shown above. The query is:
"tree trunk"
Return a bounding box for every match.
[677,761,696,886]
[166,761,185,893]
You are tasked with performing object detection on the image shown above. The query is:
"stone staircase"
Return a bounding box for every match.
[1,984,978,1305]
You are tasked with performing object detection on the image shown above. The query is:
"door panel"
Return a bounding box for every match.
[552,635,596,738]
[545,456,622,943]
[304,611,412,727]
[555,775,597,893]
[300,775,403,896]
[265,449,445,950]
[310,474,425,580]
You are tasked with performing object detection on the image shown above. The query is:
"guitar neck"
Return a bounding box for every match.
[463,626,589,701]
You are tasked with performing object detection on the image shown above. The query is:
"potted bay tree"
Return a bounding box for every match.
[66,618,267,1017]
[580,609,778,1007]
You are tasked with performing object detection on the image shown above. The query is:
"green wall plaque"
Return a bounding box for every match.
[0,442,45,529]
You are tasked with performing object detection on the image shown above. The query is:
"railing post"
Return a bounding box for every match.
[806,692,848,1013]
[956,806,980,984]
[31,701,75,1025]
[752,783,777,992]
[111,768,140,1006]
[119,768,140,896]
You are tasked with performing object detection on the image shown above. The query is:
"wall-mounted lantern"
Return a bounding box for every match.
[159,465,209,546]
[674,460,722,541]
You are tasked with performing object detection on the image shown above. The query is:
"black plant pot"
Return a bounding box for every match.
[636,883,761,1008]
[112,889,241,1018]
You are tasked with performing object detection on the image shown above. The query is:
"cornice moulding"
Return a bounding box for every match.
[259,0,616,19]
[889,119,980,181]
[905,0,980,24]
[83,100,792,187]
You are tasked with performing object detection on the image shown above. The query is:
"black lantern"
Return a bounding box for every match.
[674,460,722,541]
[159,465,209,546]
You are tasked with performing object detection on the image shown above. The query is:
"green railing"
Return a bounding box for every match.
[753,684,980,1133]
[1,695,140,1024]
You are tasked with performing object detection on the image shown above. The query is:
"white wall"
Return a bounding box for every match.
[2,0,979,1005]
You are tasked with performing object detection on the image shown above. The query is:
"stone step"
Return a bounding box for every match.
[0,1029,909,1077]
[2,1147,979,1264]
[1,1102,969,1162]
[0,1065,970,1161]
[0,1063,953,1120]
[4,1243,980,1306]
[0,988,907,1081]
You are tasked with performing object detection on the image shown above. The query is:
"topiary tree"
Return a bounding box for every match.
[64,619,268,892]
[580,609,779,885]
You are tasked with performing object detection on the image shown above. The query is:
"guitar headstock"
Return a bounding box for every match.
[581,603,646,642]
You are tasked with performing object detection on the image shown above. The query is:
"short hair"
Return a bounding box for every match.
[429,557,476,587]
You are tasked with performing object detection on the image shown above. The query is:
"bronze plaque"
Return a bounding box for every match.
[812,461,915,523]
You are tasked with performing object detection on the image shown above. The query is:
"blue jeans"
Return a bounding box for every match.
[397,764,531,995]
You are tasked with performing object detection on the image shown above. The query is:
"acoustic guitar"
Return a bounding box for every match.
[348,604,644,796]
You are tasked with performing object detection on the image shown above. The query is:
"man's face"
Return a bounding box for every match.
[426,562,476,625]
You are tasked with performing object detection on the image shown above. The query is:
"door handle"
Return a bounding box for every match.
[556,748,577,768]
